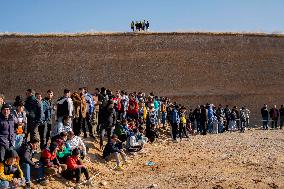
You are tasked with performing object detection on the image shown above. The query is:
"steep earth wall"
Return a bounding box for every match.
[0,32,283,125]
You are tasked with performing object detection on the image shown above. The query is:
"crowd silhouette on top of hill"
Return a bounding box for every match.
[130,20,150,32]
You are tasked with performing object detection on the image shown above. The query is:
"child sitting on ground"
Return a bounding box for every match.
[126,128,143,152]
[63,148,91,189]
[103,135,128,171]
[0,150,25,188]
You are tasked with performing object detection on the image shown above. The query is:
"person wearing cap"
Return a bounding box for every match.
[63,148,91,188]
[0,104,16,162]
[103,134,128,171]
[0,149,24,188]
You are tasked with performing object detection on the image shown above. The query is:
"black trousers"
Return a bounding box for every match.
[200,120,207,135]
[38,123,47,150]
[46,123,52,145]
[63,167,90,183]
[27,119,39,141]
[171,123,178,140]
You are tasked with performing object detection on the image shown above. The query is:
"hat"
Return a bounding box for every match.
[1,104,11,111]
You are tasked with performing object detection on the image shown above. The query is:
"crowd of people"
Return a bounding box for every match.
[0,89,283,189]
[130,20,150,32]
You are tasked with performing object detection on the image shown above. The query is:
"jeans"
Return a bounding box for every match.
[21,162,44,184]
[105,152,127,166]
[245,118,250,128]
[240,121,246,132]
[0,180,9,188]
[218,122,224,133]
[262,117,269,129]
[92,111,99,135]
[207,118,213,133]
[161,112,167,126]
[38,123,47,150]
[0,146,6,162]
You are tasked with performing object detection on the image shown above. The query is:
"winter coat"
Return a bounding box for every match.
[0,113,16,149]
[127,99,139,115]
[101,107,117,128]
[25,95,41,123]
[103,141,120,158]
[71,93,87,119]
[17,142,35,166]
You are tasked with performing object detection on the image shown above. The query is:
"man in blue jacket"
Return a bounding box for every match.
[170,105,180,142]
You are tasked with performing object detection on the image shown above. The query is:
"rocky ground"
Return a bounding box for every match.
[33,128,284,189]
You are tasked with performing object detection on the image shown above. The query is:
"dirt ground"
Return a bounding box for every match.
[31,127,284,189]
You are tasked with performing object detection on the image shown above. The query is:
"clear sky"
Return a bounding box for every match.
[0,0,283,33]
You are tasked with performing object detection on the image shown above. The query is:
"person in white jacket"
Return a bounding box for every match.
[51,115,72,140]
[66,131,87,159]
[126,128,143,152]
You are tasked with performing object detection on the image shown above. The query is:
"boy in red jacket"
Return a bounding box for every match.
[64,148,91,188]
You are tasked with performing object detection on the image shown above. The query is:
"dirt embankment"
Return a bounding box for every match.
[0,32,283,125]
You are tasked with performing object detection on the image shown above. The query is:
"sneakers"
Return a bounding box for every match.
[115,165,124,171]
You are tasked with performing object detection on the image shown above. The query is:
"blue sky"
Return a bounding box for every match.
[0,0,283,33]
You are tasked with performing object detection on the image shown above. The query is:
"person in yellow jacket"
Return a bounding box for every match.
[0,149,25,188]
[179,106,189,139]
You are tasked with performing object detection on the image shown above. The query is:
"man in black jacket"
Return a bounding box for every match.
[261,104,269,129]
[25,89,42,141]
[100,100,117,149]
[17,138,45,188]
